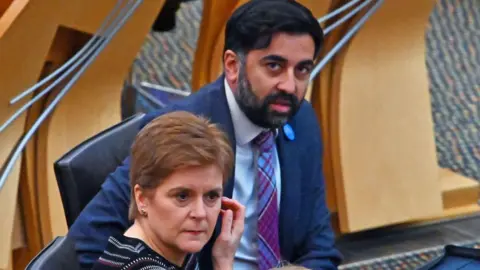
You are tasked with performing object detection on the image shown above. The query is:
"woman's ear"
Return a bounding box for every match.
[134,184,148,213]
[223,50,241,86]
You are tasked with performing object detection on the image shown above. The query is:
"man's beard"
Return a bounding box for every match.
[234,66,303,129]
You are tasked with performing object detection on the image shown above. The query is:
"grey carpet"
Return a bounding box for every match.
[426,0,480,181]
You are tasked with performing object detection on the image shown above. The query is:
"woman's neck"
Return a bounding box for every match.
[124,220,186,267]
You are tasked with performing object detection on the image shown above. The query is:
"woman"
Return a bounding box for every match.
[92,111,245,270]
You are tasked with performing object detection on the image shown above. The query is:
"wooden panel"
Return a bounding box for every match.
[407,168,480,225]
[310,0,350,213]
[0,161,21,270]
[34,25,92,243]
[0,0,14,17]
[207,0,247,84]
[440,168,479,209]
[40,0,165,239]
[0,0,165,268]
[0,1,57,268]
[330,0,443,232]
[413,204,480,224]
[298,0,333,19]
[12,203,25,250]
[191,0,239,90]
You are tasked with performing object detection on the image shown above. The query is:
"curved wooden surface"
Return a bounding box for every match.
[0,0,14,19]
[328,0,442,233]
[310,0,353,213]
[0,1,165,268]
[191,0,239,90]
[1,1,56,267]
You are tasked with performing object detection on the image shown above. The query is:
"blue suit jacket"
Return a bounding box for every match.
[68,76,343,269]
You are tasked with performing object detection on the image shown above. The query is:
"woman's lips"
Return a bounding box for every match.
[184,230,204,236]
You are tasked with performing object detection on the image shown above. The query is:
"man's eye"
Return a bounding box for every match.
[267,62,281,71]
[298,66,312,74]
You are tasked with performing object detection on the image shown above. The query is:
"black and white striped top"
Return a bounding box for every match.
[92,235,197,270]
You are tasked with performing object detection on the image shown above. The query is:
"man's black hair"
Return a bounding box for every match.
[224,0,324,59]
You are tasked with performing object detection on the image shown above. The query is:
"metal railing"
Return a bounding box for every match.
[310,0,384,81]
[0,0,144,191]
[0,0,384,191]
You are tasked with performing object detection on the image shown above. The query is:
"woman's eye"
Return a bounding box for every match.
[205,192,220,202]
[176,192,189,202]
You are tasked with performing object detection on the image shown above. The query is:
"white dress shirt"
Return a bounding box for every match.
[224,79,282,269]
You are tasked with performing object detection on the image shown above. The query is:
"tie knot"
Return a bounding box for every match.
[252,130,274,149]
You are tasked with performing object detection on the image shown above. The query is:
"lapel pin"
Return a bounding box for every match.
[283,124,295,141]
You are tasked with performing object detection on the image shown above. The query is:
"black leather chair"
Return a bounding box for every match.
[27,113,145,269]
[54,113,145,227]
[25,236,79,270]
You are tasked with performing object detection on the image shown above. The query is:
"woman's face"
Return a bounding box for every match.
[139,165,224,255]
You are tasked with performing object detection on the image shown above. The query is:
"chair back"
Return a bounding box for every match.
[26,236,79,270]
[54,113,145,227]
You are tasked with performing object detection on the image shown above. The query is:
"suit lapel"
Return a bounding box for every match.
[205,77,236,198]
[276,124,301,259]
[197,76,237,270]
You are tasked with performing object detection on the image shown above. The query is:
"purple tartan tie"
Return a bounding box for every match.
[253,131,281,270]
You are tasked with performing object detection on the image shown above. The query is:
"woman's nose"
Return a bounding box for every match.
[190,199,207,219]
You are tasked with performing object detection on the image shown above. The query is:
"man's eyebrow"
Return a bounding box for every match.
[298,59,314,66]
[261,54,288,63]
[261,55,314,67]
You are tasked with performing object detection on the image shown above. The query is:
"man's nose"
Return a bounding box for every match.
[277,70,296,94]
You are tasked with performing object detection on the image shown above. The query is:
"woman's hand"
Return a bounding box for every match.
[212,197,245,270]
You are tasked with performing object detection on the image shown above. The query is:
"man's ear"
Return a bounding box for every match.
[223,50,241,86]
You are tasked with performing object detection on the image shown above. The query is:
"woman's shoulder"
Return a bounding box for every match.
[92,234,181,270]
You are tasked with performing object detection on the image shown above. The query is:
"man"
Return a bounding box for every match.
[69,0,343,269]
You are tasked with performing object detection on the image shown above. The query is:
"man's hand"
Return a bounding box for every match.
[212,197,245,270]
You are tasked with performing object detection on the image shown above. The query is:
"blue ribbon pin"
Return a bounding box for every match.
[283,124,295,141]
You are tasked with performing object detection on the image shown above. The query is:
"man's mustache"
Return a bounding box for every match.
[264,92,299,107]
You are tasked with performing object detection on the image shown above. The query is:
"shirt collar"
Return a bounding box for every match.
[224,79,267,146]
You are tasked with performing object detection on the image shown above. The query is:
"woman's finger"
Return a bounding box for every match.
[232,206,245,237]
[221,209,233,237]
[221,197,245,221]
[221,197,241,210]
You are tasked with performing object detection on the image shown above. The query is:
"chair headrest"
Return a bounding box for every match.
[54,113,145,227]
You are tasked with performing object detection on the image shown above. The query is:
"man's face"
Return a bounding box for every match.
[226,33,316,128]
